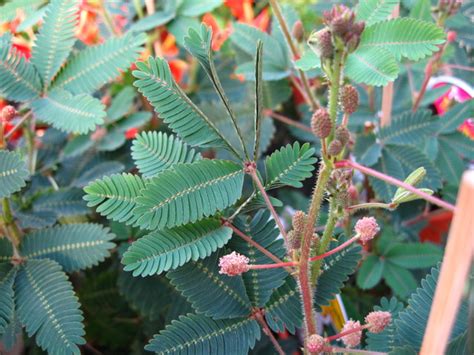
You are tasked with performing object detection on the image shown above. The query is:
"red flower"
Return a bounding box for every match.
[419,211,453,244]
[125,127,139,140]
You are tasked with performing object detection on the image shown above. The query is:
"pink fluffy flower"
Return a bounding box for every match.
[341,320,362,348]
[307,334,326,353]
[365,311,392,333]
[219,252,249,276]
[355,217,380,244]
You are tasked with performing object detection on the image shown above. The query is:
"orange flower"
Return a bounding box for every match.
[202,13,232,51]
[77,0,102,44]
[225,0,254,23]
[459,119,474,140]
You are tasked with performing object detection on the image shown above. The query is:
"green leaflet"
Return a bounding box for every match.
[31,0,79,86]
[357,255,385,289]
[131,131,202,178]
[0,0,46,23]
[378,110,439,145]
[264,276,303,334]
[265,142,317,189]
[0,268,16,335]
[122,219,232,277]
[145,314,260,354]
[31,89,106,134]
[83,173,146,226]
[132,57,236,153]
[345,46,399,86]
[133,159,244,230]
[229,211,287,307]
[315,240,362,310]
[359,18,446,61]
[21,223,115,272]
[384,243,442,269]
[395,265,469,350]
[52,32,146,94]
[383,262,417,298]
[167,251,252,319]
[15,259,85,354]
[0,44,42,102]
[356,0,400,26]
[33,187,89,217]
[0,150,29,199]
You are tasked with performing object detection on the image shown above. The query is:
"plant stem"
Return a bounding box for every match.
[326,324,369,342]
[133,0,144,18]
[1,198,21,247]
[254,312,285,355]
[299,163,332,339]
[310,199,337,284]
[346,202,394,212]
[224,221,286,265]
[328,347,386,355]
[327,50,343,142]
[4,111,31,140]
[247,166,289,244]
[336,160,456,211]
[23,116,37,174]
[264,109,313,133]
[268,0,318,110]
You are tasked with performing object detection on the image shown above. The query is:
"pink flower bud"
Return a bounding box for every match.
[365,311,392,333]
[1,105,16,122]
[354,217,380,244]
[218,252,249,276]
[307,334,326,353]
[341,320,362,348]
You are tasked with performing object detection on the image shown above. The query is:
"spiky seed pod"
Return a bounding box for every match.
[308,29,333,59]
[328,140,343,156]
[335,126,350,146]
[292,210,306,235]
[286,230,301,250]
[292,20,304,43]
[342,85,359,114]
[1,105,16,122]
[311,109,332,138]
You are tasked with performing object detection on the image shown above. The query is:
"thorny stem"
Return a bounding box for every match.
[264,109,312,133]
[325,324,369,342]
[327,50,343,142]
[336,160,456,212]
[268,0,319,110]
[247,164,289,244]
[346,202,395,212]
[4,111,31,140]
[254,311,285,355]
[310,198,337,284]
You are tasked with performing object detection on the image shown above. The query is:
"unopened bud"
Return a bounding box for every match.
[292,210,306,235]
[308,28,333,59]
[311,108,332,138]
[335,126,350,146]
[342,85,359,114]
[292,20,304,43]
[447,30,457,42]
[287,230,301,250]
[307,334,326,353]
[1,105,16,122]
[328,139,343,156]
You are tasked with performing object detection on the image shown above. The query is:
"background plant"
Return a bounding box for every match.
[0,0,473,354]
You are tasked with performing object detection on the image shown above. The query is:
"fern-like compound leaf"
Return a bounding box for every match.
[356,0,400,26]
[314,240,362,310]
[264,276,303,334]
[131,131,202,178]
[31,0,79,86]
[145,314,260,354]
[0,150,29,198]
[21,224,115,272]
[167,251,252,319]
[83,173,146,226]
[31,89,106,134]
[265,142,317,189]
[0,44,42,102]
[229,211,287,307]
[395,264,468,351]
[134,159,244,230]
[33,188,89,217]
[359,18,446,61]
[52,32,146,94]
[15,259,85,354]
[122,219,232,276]
[345,46,399,86]
[379,110,439,146]
[132,57,237,154]
[0,268,16,335]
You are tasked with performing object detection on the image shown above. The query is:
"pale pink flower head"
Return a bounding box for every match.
[218,252,249,276]
[355,216,380,244]
[341,320,362,348]
[365,311,392,333]
[307,334,326,353]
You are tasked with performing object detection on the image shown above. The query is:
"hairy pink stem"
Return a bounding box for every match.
[264,109,313,133]
[337,160,456,212]
[325,324,369,342]
[326,347,386,355]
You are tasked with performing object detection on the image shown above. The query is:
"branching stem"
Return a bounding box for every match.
[254,311,285,355]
